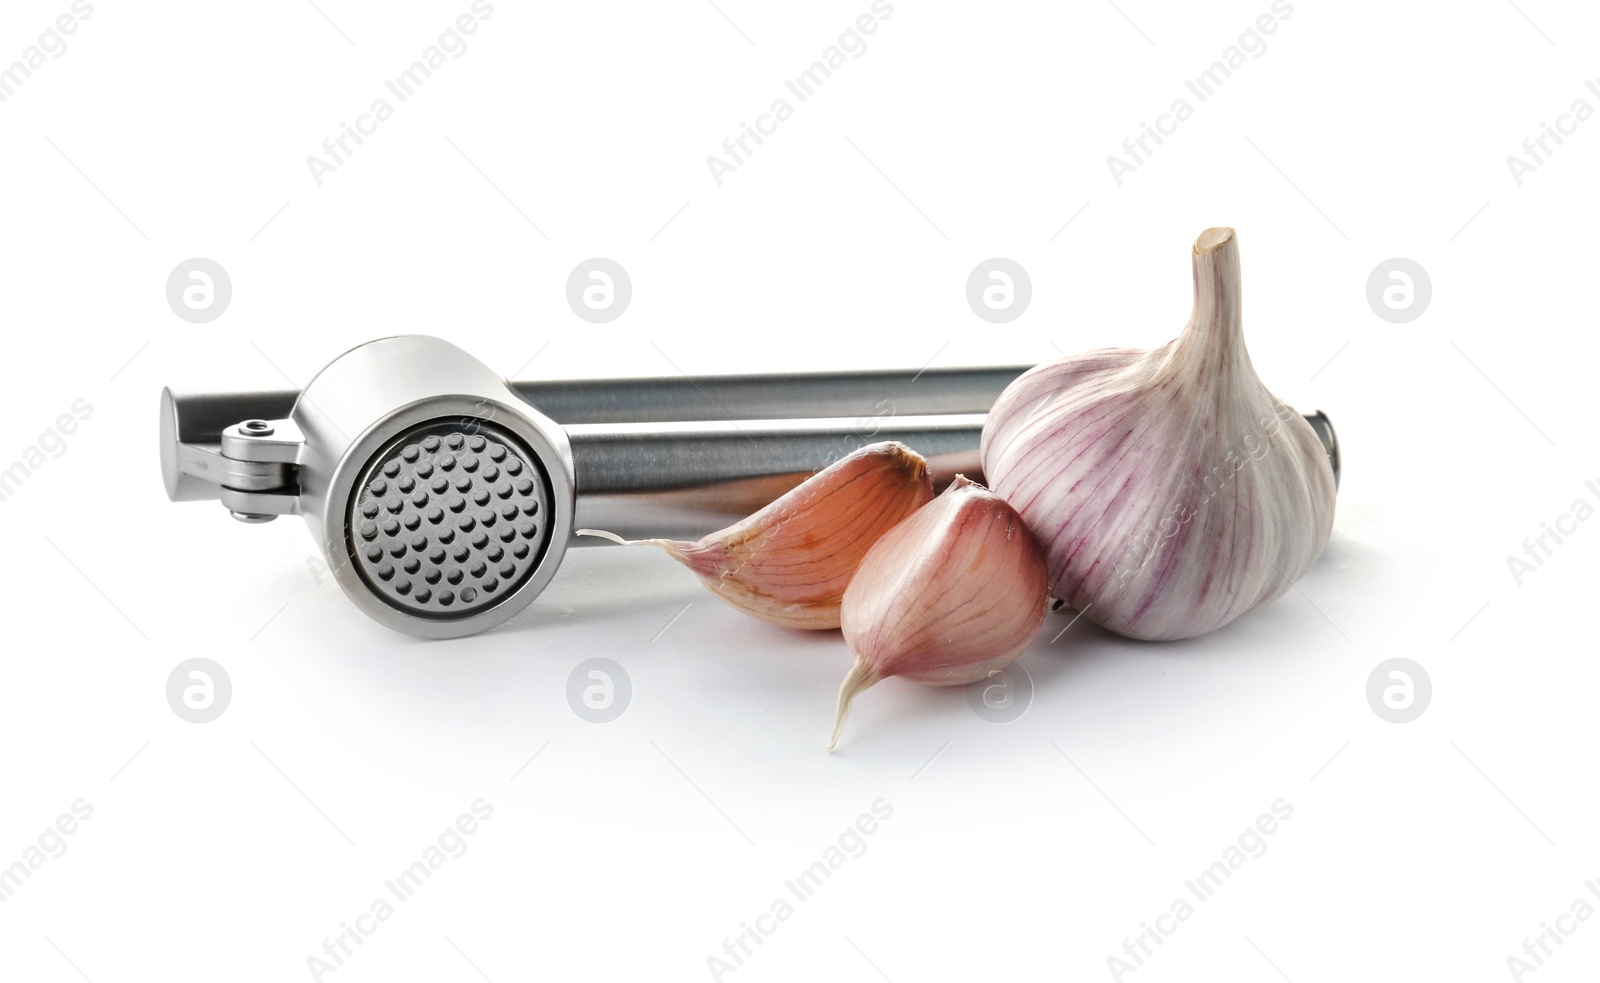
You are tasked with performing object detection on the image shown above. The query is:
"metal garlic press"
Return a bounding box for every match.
[159,335,1339,639]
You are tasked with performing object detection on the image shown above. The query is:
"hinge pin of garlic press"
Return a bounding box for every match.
[217,418,304,522]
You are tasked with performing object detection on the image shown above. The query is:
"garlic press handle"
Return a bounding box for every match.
[159,359,1340,530]
[158,363,1032,520]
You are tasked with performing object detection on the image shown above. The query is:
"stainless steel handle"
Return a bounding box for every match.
[566,414,989,542]
[161,365,1024,447]
[519,366,1027,424]
[159,365,1030,508]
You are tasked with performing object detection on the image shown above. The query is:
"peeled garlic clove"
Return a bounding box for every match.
[981,227,1336,641]
[579,441,933,630]
[831,476,1048,750]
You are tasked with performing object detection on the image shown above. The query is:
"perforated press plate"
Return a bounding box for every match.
[348,421,550,619]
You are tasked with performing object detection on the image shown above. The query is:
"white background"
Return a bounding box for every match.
[1,0,1597,980]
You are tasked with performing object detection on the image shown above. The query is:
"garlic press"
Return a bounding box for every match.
[159,335,1338,638]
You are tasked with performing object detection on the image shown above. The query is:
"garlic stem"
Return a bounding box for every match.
[576,528,640,546]
[1165,227,1250,384]
[828,659,880,752]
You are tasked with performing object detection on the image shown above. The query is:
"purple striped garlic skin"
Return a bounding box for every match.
[980,228,1336,641]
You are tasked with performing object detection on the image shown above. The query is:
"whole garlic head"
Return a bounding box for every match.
[981,228,1336,641]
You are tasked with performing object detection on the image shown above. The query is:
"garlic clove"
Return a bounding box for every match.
[980,227,1337,641]
[579,441,934,630]
[831,475,1049,750]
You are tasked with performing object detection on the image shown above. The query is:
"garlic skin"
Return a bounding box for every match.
[980,228,1335,641]
[579,441,933,630]
[831,476,1048,750]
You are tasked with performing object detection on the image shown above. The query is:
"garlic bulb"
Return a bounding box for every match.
[831,476,1048,750]
[579,441,933,630]
[980,227,1335,641]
